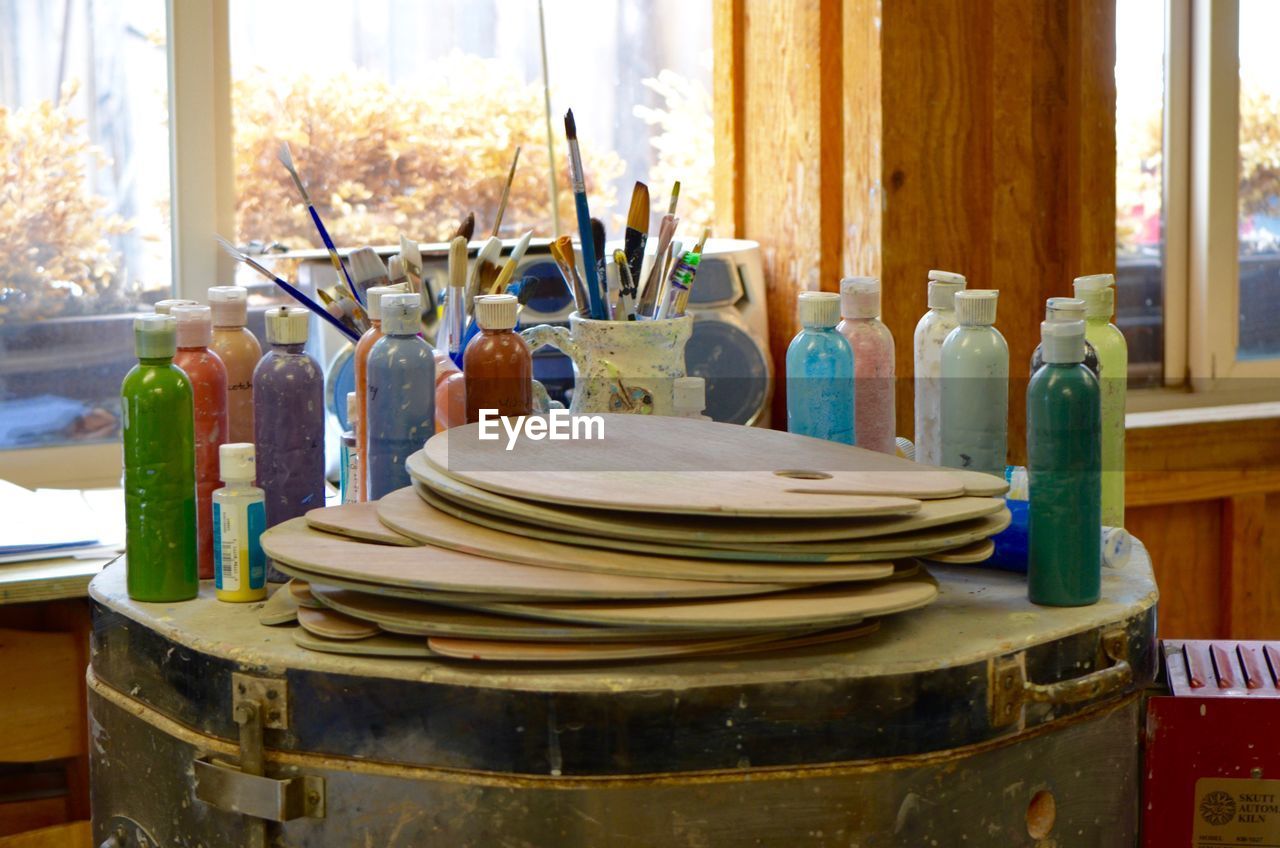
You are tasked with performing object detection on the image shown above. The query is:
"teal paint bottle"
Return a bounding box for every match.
[786,292,855,445]
[1027,319,1102,606]
[940,290,1008,477]
[121,315,198,602]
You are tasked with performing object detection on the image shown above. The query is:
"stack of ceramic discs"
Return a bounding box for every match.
[260,416,1010,664]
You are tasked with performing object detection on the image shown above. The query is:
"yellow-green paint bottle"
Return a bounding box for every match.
[121,315,198,602]
[1073,274,1126,527]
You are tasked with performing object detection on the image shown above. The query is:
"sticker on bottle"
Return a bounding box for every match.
[213,501,239,592]
[1192,777,1280,846]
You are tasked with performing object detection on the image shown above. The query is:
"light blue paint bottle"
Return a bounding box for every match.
[366,293,435,499]
[940,289,1008,476]
[786,291,855,445]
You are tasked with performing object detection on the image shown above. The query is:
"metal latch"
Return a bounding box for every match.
[194,673,325,842]
[989,629,1133,727]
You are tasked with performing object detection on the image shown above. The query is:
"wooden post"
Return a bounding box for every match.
[719,0,1116,458]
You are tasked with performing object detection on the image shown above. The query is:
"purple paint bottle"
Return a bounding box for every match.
[252,307,324,580]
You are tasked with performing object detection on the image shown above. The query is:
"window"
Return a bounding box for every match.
[0,0,172,451]
[1118,0,1280,397]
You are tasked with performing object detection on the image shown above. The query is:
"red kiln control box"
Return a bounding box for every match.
[1144,640,1280,847]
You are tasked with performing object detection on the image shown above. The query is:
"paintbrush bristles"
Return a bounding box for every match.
[668,181,681,215]
[627,182,650,232]
[564,109,577,140]
[453,213,476,242]
[277,141,312,206]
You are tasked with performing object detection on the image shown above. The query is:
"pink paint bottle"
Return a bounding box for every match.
[208,286,262,444]
[837,277,897,455]
[171,305,229,579]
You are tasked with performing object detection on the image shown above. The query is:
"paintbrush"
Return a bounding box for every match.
[466,236,504,316]
[551,236,589,314]
[491,147,521,238]
[667,180,681,216]
[693,226,711,255]
[215,236,361,344]
[637,214,679,317]
[490,229,534,294]
[623,182,649,290]
[443,236,469,361]
[277,142,362,305]
[590,218,611,318]
[563,109,606,319]
[614,249,637,320]
[399,235,423,290]
[348,247,390,304]
[453,212,476,242]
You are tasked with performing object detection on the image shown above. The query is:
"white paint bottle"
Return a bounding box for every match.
[912,269,966,466]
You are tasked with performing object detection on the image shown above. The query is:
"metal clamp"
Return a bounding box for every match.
[193,674,324,844]
[989,629,1132,727]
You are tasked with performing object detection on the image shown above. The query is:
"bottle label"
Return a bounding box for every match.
[215,499,266,592]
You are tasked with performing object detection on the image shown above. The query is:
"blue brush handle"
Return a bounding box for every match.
[573,194,606,319]
[309,205,362,307]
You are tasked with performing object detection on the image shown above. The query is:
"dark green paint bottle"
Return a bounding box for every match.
[1027,318,1101,606]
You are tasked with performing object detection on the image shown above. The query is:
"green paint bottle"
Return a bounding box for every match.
[1027,319,1101,606]
[121,315,198,602]
[1073,274,1127,528]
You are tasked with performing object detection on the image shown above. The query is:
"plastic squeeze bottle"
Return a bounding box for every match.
[940,289,1009,477]
[836,276,896,455]
[213,442,267,603]
[1030,297,1100,378]
[1027,319,1102,606]
[121,315,198,602]
[171,305,228,579]
[367,293,436,499]
[340,392,359,505]
[208,286,262,444]
[673,376,711,420]
[786,291,855,445]
[1073,273,1127,528]
[464,294,532,424]
[354,285,403,501]
[253,306,325,561]
[913,270,966,466]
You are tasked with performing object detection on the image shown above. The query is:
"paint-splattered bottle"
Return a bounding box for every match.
[1027,319,1101,605]
[253,307,325,570]
[1073,274,1127,528]
[913,270,966,466]
[786,291,855,445]
[340,392,359,505]
[213,442,267,603]
[367,293,436,499]
[1030,297,1100,378]
[464,294,532,424]
[353,285,403,501]
[172,305,228,580]
[208,286,262,444]
[941,290,1008,477]
[837,277,896,454]
[121,315,198,602]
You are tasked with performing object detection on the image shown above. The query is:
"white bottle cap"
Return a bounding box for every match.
[1040,319,1086,364]
[134,314,176,359]
[364,285,402,322]
[172,304,213,348]
[155,298,198,315]
[208,286,248,327]
[219,442,256,482]
[927,280,965,310]
[673,376,706,413]
[346,392,357,427]
[839,277,881,319]
[798,291,841,328]
[955,289,998,326]
[1073,274,1116,319]
[927,269,967,285]
[475,294,519,330]
[265,306,310,345]
[1045,296,1087,322]
[381,292,422,335]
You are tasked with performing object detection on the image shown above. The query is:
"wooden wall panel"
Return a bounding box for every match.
[1126,501,1221,638]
